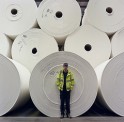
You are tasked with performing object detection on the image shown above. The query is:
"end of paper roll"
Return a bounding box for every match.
[84,0,124,34]
[65,25,111,68]
[37,0,82,42]
[29,51,98,117]
[12,28,58,72]
[0,0,38,38]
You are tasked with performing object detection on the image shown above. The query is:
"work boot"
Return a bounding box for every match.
[60,114,64,119]
[67,114,71,119]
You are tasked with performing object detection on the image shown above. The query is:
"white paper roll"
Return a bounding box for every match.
[0,33,12,58]
[95,53,124,116]
[29,51,98,117]
[0,54,30,116]
[37,0,81,44]
[0,0,37,39]
[111,28,124,57]
[64,25,111,68]
[83,0,124,35]
[12,28,58,72]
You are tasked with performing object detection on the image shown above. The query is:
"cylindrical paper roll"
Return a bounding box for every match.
[37,0,81,44]
[0,0,37,39]
[29,51,98,117]
[12,29,58,72]
[0,33,12,58]
[95,53,124,116]
[111,28,124,57]
[83,0,124,35]
[64,25,111,68]
[0,54,30,116]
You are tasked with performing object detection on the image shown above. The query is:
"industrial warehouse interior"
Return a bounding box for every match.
[0,0,124,121]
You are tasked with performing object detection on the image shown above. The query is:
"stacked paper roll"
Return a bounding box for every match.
[111,28,124,57]
[12,29,58,72]
[0,0,37,39]
[0,54,30,116]
[29,51,98,117]
[64,25,111,68]
[0,33,12,58]
[82,0,124,35]
[95,53,124,116]
[37,0,81,44]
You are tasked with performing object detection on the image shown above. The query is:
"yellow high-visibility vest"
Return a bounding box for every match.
[56,69,75,91]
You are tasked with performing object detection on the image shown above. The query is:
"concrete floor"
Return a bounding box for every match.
[0,117,124,122]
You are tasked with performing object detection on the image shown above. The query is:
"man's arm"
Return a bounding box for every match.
[56,72,60,86]
[70,72,75,90]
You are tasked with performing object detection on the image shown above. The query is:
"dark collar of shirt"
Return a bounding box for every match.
[63,70,68,74]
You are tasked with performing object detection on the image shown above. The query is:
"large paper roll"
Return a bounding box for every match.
[83,0,124,35]
[0,0,37,39]
[95,53,124,116]
[0,33,12,58]
[12,29,58,72]
[37,0,81,44]
[29,51,98,117]
[0,54,30,116]
[111,29,124,57]
[64,25,111,68]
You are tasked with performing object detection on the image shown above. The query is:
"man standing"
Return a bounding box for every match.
[56,63,75,119]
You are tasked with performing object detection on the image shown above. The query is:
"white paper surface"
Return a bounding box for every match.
[82,0,124,35]
[29,51,98,117]
[12,28,58,72]
[0,33,12,58]
[95,53,124,116]
[0,54,30,116]
[0,0,37,39]
[65,25,111,68]
[111,28,124,57]
[37,0,81,44]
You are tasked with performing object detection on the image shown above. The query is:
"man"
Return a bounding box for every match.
[56,63,75,119]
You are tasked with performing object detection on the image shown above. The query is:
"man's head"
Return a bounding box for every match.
[63,63,68,72]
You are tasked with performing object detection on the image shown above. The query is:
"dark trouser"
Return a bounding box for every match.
[60,90,70,115]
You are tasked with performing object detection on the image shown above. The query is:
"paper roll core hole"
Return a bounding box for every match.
[32,48,37,54]
[11,9,18,15]
[84,44,92,51]
[106,7,113,14]
[55,11,63,18]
